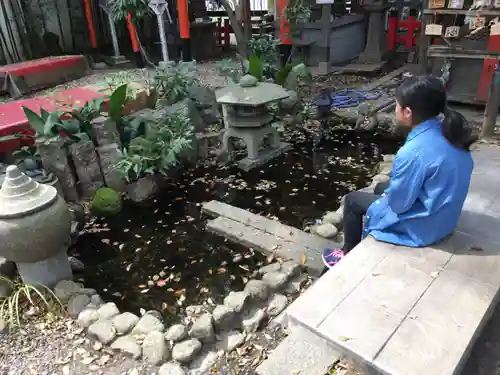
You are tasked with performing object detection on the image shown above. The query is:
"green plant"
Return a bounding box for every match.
[91,187,123,217]
[62,97,106,140]
[22,107,80,142]
[104,72,139,101]
[275,63,311,90]
[154,61,199,104]
[113,111,193,181]
[0,276,65,331]
[248,36,279,78]
[216,59,242,85]
[284,0,312,32]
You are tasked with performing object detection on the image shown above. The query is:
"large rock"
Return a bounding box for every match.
[96,143,126,192]
[131,314,165,335]
[280,261,301,278]
[212,305,235,331]
[258,263,281,275]
[189,313,214,343]
[189,351,218,375]
[262,272,288,290]
[267,294,288,317]
[97,302,120,321]
[217,330,246,353]
[187,85,219,125]
[161,98,207,133]
[284,273,309,294]
[244,280,269,301]
[112,312,140,335]
[67,294,91,318]
[77,308,99,328]
[165,324,188,342]
[111,335,142,359]
[69,140,104,198]
[88,321,117,344]
[54,280,82,302]
[143,331,170,365]
[223,291,248,313]
[159,362,187,375]
[0,258,14,297]
[242,308,266,333]
[313,223,338,238]
[172,339,202,363]
[322,211,343,227]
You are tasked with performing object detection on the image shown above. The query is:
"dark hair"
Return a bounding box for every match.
[395,75,477,151]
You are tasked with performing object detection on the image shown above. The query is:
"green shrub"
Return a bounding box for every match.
[91,188,122,217]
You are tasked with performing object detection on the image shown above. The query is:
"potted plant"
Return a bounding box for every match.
[113,111,194,203]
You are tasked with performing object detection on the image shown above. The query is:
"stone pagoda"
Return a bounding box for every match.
[216,75,291,171]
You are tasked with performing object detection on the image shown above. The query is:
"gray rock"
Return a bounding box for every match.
[143,331,170,365]
[0,257,15,277]
[90,294,104,307]
[185,305,212,317]
[244,280,269,301]
[111,335,142,359]
[212,305,235,331]
[163,98,206,133]
[54,280,82,302]
[242,308,266,333]
[146,310,163,321]
[77,308,99,328]
[284,273,309,294]
[0,279,12,298]
[313,223,338,238]
[165,324,188,342]
[280,90,298,111]
[97,302,120,321]
[159,362,187,375]
[131,314,165,335]
[78,288,98,296]
[217,330,246,353]
[280,261,301,278]
[67,294,91,318]
[172,339,202,363]
[258,263,281,275]
[262,272,289,290]
[189,351,218,375]
[112,312,140,335]
[88,321,117,344]
[267,294,288,317]
[322,211,343,226]
[189,313,214,343]
[224,291,248,313]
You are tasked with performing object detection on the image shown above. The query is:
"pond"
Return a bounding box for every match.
[73,128,401,323]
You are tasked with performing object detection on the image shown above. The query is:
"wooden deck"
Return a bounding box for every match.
[285,144,500,375]
[202,200,341,276]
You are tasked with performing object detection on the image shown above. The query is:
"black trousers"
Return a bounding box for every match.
[342,191,380,253]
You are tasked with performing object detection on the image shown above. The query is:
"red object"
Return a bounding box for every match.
[278,0,291,45]
[477,32,500,101]
[0,55,85,77]
[0,87,106,153]
[387,13,421,52]
[216,18,231,50]
[83,0,98,49]
[177,0,190,39]
[224,19,230,50]
[127,14,140,53]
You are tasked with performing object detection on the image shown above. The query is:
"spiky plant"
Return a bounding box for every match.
[0,276,65,331]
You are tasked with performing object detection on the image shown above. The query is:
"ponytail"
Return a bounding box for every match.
[442,108,478,151]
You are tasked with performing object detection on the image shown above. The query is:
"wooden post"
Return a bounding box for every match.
[318,3,331,74]
[482,69,500,138]
[177,0,191,61]
[127,13,143,67]
[83,0,97,49]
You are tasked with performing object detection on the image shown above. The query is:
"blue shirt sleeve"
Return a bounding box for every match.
[386,151,426,214]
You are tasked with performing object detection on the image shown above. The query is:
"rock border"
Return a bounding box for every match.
[50,258,310,374]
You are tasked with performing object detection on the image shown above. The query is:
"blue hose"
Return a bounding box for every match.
[315,89,383,109]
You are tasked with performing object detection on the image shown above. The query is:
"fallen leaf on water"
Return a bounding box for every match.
[93,341,103,351]
[80,356,97,365]
[339,336,352,342]
[98,354,111,365]
[300,253,307,265]
[157,279,167,287]
[140,288,150,294]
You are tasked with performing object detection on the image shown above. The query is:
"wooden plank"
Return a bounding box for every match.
[286,236,393,329]
[206,216,325,275]
[316,251,437,362]
[363,64,417,91]
[202,200,339,254]
[374,269,497,375]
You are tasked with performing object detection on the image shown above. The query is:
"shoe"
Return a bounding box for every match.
[322,248,344,269]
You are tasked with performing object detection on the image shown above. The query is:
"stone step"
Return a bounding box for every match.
[256,325,341,375]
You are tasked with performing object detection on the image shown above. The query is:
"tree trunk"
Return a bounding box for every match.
[218,0,248,59]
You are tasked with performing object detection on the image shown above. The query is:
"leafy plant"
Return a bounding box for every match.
[284,0,312,32]
[248,36,279,78]
[62,97,106,140]
[114,111,193,182]
[22,107,80,142]
[0,276,65,331]
[275,63,311,90]
[154,61,199,105]
[247,56,263,81]
[104,72,139,101]
[216,59,242,85]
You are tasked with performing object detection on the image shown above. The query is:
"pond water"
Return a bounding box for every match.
[73,128,401,322]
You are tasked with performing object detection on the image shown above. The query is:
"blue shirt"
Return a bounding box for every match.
[364,118,474,247]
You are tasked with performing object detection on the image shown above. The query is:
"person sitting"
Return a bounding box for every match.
[322,75,478,270]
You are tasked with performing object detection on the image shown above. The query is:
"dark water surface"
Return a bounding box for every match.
[74,129,400,321]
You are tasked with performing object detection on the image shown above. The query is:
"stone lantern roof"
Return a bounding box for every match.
[216,75,289,107]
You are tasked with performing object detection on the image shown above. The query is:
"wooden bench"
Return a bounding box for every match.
[285,144,500,375]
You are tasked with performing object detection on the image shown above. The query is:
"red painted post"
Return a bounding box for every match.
[387,11,398,51]
[83,0,97,49]
[224,19,230,50]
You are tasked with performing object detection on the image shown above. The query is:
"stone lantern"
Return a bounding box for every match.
[0,165,72,287]
[215,75,292,171]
